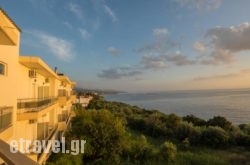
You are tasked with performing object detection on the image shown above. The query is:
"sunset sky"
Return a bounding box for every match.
[1,0,250,92]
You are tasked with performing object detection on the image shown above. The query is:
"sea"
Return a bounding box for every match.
[104,88,250,125]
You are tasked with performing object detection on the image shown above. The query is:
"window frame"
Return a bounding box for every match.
[0,62,7,76]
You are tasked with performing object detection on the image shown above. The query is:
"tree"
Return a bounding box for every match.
[183,115,206,126]
[207,116,232,130]
[239,124,250,135]
[70,109,127,163]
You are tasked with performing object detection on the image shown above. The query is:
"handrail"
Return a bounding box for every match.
[0,139,38,165]
[0,106,12,114]
[17,97,57,113]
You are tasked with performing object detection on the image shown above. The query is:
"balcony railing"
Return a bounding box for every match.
[17,97,57,113]
[70,90,76,95]
[58,113,69,122]
[37,124,58,161]
[0,106,12,132]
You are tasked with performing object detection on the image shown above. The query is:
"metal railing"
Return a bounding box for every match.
[37,123,57,141]
[17,97,57,113]
[70,90,77,95]
[37,124,58,161]
[57,96,71,103]
[58,113,69,122]
[0,106,12,132]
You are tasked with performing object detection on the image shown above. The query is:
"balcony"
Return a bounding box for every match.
[0,107,13,141]
[57,96,70,106]
[70,94,77,103]
[17,97,57,120]
[0,106,12,132]
[37,123,58,141]
[37,124,58,164]
[25,123,58,163]
[17,97,57,112]
[58,112,70,131]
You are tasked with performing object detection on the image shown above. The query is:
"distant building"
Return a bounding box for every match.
[0,8,76,164]
[76,95,93,107]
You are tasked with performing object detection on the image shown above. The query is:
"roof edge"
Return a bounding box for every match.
[0,7,22,32]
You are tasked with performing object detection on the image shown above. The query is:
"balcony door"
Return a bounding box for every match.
[37,122,49,140]
[58,89,68,97]
[38,86,50,99]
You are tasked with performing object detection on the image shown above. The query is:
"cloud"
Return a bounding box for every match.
[193,41,206,52]
[97,66,141,79]
[25,30,75,61]
[174,0,222,10]
[28,0,57,14]
[107,46,121,56]
[198,22,250,65]
[104,5,118,22]
[200,49,235,65]
[137,28,195,70]
[194,73,238,81]
[79,28,90,40]
[193,69,250,81]
[165,53,196,66]
[205,23,250,52]
[93,18,101,30]
[140,51,195,70]
[137,28,179,54]
[241,68,250,74]
[90,0,118,25]
[62,22,73,29]
[141,55,167,70]
[68,3,84,19]
[153,28,169,39]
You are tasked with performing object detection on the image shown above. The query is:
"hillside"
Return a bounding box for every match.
[48,95,250,165]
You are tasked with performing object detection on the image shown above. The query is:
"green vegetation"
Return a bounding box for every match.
[48,95,250,165]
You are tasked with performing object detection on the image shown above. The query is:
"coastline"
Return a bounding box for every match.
[103,88,250,125]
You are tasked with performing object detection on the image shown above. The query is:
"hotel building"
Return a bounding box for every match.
[0,8,76,164]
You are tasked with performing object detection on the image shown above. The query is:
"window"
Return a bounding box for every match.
[0,62,6,75]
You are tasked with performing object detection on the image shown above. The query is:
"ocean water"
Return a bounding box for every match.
[104,89,250,125]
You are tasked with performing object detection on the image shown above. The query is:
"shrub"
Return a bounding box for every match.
[127,118,147,132]
[201,126,230,148]
[165,113,181,129]
[207,116,232,130]
[176,151,227,165]
[183,115,206,126]
[239,124,250,135]
[188,126,203,146]
[159,141,177,162]
[228,153,248,165]
[127,135,155,163]
[47,152,82,165]
[175,122,195,141]
[234,133,250,146]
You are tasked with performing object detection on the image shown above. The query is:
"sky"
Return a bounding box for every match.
[1,0,250,92]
